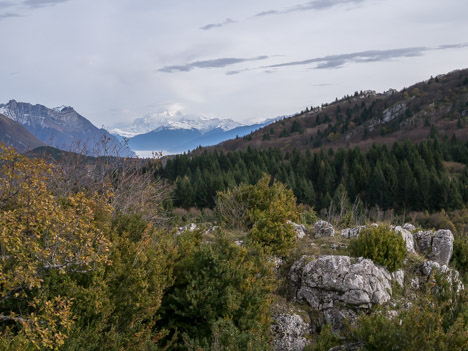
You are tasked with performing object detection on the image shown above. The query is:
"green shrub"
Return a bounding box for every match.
[349,225,407,272]
[345,292,468,351]
[157,233,275,349]
[452,238,468,283]
[216,174,300,256]
[306,325,341,351]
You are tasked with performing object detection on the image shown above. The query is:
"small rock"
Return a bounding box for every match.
[270,257,284,271]
[403,223,416,231]
[329,342,365,351]
[288,220,307,239]
[341,226,365,239]
[410,278,420,290]
[314,220,335,238]
[204,226,219,234]
[234,240,244,247]
[392,270,405,289]
[176,223,197,236]
[272,314,310,351]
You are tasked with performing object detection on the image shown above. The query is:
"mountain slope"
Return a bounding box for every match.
[199,69,468,154]
[0,113,46,153]
[0,100,135,157]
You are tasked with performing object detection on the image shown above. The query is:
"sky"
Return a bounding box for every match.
[1,0,468,127]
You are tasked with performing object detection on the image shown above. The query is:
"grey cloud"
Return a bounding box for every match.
[159,56,269,73]
[200,18,236,31]
[264,47,428,70]
[437,42,468,50]
[0,2,14,10]
[22,0,70,8]
[0,0,69,18]
[0,12,22,19]
[255,10,279,17]
[254,0,366,17]
[225,70,241,75]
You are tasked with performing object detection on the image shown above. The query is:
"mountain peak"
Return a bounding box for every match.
[52,105,74,113]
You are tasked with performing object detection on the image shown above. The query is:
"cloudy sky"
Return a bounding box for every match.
[1,0,467,127]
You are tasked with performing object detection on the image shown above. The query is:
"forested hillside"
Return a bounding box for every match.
[158,136,468,213]
[200,69,468,153]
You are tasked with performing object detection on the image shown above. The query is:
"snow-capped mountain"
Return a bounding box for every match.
[111,110,243,138]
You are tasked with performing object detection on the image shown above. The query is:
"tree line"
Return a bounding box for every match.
[157,135,468,212]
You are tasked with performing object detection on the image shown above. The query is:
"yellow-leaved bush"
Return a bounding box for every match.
[0,144,112,349]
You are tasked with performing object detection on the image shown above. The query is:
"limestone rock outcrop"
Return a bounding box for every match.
[289,255,392,330]
[420,260,464,292]
[414,229,454,265]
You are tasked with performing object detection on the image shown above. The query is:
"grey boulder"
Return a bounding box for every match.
[414,230,454,265]
[314,220,335,238]
[290,255,392,310]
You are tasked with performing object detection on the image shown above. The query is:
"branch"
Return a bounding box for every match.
[0,313,28,324]
[0,286,24,303]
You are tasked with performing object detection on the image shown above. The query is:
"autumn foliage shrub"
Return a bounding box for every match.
[0,145,112,349]
[349,225,407,272]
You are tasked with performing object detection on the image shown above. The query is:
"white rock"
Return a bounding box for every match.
[272,314,310,351]
[414,229,454,265]
[176,223,197,236]
[392,270,405,289]
[392,226,415,253]
[341,226,365,239]
[314,220,335,238]
[287,220,307,239]
[291,255,392,310]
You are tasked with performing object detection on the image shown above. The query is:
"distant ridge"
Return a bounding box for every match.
[0,113,46,153]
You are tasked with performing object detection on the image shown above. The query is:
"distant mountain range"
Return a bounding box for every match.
[111,110,281,154]
[111,110,243,138]
[0,100,135,156]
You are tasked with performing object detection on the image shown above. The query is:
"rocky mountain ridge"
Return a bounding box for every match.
[0,100,135,156]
